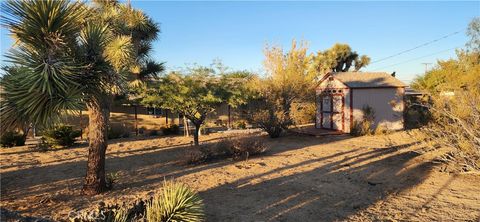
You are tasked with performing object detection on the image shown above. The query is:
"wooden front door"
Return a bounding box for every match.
[320,93,344,131]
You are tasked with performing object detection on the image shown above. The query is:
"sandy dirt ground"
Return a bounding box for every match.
[1,131,479,221]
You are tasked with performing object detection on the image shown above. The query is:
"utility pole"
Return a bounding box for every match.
[421,63,432,74]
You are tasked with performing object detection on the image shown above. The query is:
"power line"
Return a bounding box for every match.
[370,29,464,65]
[370,46,460,71]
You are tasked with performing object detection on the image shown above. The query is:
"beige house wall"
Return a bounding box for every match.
[351,88,405,131]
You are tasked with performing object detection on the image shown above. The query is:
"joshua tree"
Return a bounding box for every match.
[314,43,371,73]
[1,0,162,195]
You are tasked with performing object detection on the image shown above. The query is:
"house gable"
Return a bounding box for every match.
[317,74,348,89]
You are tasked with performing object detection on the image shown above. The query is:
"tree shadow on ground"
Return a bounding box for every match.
[1,133,436,221]
[0,134,349,214]
[200,141,435,221]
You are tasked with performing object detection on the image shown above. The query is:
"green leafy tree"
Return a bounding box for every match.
[314,43,371,73]
[142,64,250,145]
[1,0,162,195]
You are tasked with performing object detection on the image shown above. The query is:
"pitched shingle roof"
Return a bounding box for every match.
[330,72,407,88]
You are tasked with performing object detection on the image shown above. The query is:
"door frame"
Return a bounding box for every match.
[318,91,345,131]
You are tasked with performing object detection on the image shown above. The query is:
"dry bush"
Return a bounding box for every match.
[108,123,131,139]
[350,106,375,136]
[373,125,392,135]
[247,107,291,138]
[224,135,267,160]
[160,124,180,135]
[417,89,480,171]
[404,95,432,129]
[290,102,316,125]
[183,135,267,164]
[68,200,145,222]
[182,149,206,165]
[232,120,247,129]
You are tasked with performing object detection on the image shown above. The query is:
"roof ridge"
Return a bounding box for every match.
[326,71,407,88]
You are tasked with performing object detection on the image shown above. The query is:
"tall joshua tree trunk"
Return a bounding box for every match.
[82,97,110,195]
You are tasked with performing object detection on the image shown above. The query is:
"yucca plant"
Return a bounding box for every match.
[146,180,204,222]
[1,0,163,195]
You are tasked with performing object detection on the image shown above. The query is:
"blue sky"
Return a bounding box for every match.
[1,1,479,83]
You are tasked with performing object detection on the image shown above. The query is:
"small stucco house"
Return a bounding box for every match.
[315,72,407,133]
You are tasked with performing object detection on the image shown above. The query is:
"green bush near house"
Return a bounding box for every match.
[43,125,81,147]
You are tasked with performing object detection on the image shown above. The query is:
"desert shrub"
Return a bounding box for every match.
[69,180,203,222]
[184,135,267,164]
[108,123,130,139]
[200,126,210,136]
[1,132,17,147]
[182,149,206,165]
[106,172,122,190]
[198,140,234,161]
[404,95,432,129]
[43,125,81,147]
[161,124,179,135]
[68,201,144,222]
[350,106,375,136]
[138,127,146,135]
[290,102,316,125]
[247,107,290,138]
[417,89,480,171]
[35,137,50,152]
[146,180,204,222]
[373,125,392,135]
[0,131,25,148]
[214,119,226,127]
[233,120,247,129]
[148,130,159,137]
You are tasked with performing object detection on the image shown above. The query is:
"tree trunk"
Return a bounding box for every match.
[193,123,200,146]
[82,97,110,195]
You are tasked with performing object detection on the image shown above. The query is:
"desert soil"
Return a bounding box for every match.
[1,130,479,221]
